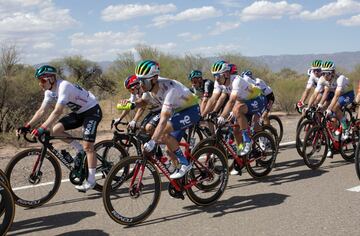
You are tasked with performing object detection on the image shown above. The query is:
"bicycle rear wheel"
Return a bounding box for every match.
[354,140,360,180]
[302,126,328,169]
[269,115,283,143]
[186,146,229,206]
[93,140,128,192]
[296,120,315,157]
[340,127,358,161]
[245,131,277,178]
[5,148,62,208]
[0,181,15,236]
[102,156,161,226]
[0,169,10,217]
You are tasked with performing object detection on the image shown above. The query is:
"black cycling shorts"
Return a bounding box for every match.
[140,110,161,128]
[58,104,102,142]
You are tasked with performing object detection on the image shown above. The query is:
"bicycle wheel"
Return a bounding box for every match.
[262,124,280,147]
[0,181,15,236]
[269,115,283,143]
[116,133,142,156]
[302,126,328,169]
[93,140,129,192]
[296,120,315,157]
[0,170,9,217]
[5,148,62,208]
[245,131,277,178]
[296,116,307,132]
[186,146,229,206]
[340,127,359,161]
[102,156,161,226]
[354,139,360,180]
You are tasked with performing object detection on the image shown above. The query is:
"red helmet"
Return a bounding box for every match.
[229,64,238,75]
[124,75,139,89]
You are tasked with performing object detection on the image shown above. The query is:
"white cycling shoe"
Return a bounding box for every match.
[170,164,192,179]
[75,180,96,193]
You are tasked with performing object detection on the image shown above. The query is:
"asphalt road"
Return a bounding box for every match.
[5,146,360,236]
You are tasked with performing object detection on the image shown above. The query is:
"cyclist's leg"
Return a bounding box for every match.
[232,101,249,153]
[54,113,84,152]
[262,93,275,125]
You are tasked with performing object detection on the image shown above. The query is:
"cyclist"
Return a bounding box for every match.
[188,70,214,113]
[135,60,200,179]
[297,60,323,112]
[16,65,102,192]
[217,67,266,156]
[241,70,275,126]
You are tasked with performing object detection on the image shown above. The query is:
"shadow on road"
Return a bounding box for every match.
[8,211,96,235]
[55,229,109,236]
[29,193,102,209]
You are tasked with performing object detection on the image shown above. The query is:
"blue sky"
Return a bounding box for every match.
[1,0,360,64]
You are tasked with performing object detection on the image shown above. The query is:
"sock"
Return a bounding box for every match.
[241,129,251,143]
[340,117,348,130]
[88,168,96,184]
[174,148,189,166]
[70,140,83,153]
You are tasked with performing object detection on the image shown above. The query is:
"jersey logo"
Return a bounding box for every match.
[179,115,191,126]
[250,101,258,109]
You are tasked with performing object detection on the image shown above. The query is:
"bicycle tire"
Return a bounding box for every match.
[5,148,62,208]
[262,124,280,148]
[302,126,328,169]
[296,120,315,157]
[0,181,15,236]
[354,139,360,180]
[0,169,10,217]
[93,140,129,192]
[186,146,229,206]
[245,131,277,178]
[102,156,161,226]
[269,115,283,143]
[340,126,358,162]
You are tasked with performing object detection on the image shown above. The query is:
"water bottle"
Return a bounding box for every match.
[61,150,74,163]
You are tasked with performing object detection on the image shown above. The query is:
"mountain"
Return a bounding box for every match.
[245,51,360,73]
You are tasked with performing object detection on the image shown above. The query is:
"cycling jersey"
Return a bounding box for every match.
[231,76,262,100]
[190,79,214,99]
[213,74,237,94]
[129,91,142,103]
[147,77,199,113]
[42,79,98,114]
[306,70,321,89]
[315,74,353,94]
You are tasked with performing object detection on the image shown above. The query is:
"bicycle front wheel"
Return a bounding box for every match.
[5,148,62,208]
[355,139,360,180]
[0,181,15,236]
[102,156,161,226]
[186,146,229,206]
[302,126,328,169]
[269,115,283,143]
[0,169,10,217]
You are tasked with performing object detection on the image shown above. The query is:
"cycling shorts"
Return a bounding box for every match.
[169,105,201,141]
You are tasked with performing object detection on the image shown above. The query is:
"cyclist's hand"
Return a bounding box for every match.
[16,124,30,136]
[144,139,156,153]
[118,99,128,106]
[31,126,47,137]
[316,103,324,111]
[227,112,235,121]
[325,109,334,118]
[128,120,137,129]
[217,116,226,125]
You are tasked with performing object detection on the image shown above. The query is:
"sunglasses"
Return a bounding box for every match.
[322,71,333,76]
[38,77,49,84]
[213,73,225,79]
[313,69,322,73]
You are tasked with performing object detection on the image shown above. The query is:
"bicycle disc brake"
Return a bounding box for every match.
[28,171,42,184]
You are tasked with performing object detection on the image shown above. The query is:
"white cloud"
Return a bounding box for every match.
[337,14,360,26]
[298,0,360,20]
[209,21,240,35]
[177,32,202,41]
[218,0,243,8]
[151,42,177,51]
[101,3,177,21]
[240,1,302,21]
[33,42,54,49]
[152,6,222,27]
[189,43,243,56]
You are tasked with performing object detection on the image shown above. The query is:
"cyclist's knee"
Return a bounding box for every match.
[145,124,155,135]
[83,142,94,152]
[52,123,65,135]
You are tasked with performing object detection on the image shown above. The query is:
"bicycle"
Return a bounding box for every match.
[267,114,283,144]
[5,130,126,208]
[302,112,359,169]
[192,119,277,178]
[0,169,15,236]
[102,138,229,226]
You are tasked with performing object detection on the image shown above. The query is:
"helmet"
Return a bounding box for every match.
[124,75,139,89]
[241,70,253,78]
[229,64,238,75]
[311,59,322,69]
[135,60,160,79]
[321,60,335,72]
[211,60,230,74]
[35,65,57,79]
[188,70,202,80]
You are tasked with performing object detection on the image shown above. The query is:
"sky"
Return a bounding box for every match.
[1,0,360,64]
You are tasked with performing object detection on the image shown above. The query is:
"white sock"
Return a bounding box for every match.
[88,168,96,184]
[70,140,83,153]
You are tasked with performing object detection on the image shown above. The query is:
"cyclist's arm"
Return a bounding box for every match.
[318,87,329,107]
[27,102,51,127]
[300,88,312,103]
[133,107,146,122]
[220,93,237,118]
[151,110,171,143]
[41,103,65,129]
[202,92,221,116]
[328,89,341,111]
[213,92,228,113]
[200,97,209,114]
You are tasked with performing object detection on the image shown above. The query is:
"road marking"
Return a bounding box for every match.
[346,185,360,192]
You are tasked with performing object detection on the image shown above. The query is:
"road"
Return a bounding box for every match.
[5,147,360,236]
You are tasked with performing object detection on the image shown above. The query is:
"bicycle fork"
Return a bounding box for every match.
[29,148,47,184]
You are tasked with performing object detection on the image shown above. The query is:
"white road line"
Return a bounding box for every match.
[346,185,360,192]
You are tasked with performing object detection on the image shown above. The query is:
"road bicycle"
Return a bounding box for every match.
[102,136,229,226]
[5,131,126,208]
[0,169,15,236]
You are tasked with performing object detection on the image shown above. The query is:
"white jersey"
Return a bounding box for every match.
[42,79,98,113]
[315,74,353,94]
[213,74,237,94]
[129,92,142,103]
[231,76,262,100]
[242,75,272,96]
[147,77,198,113]
[141,92,162,112]
[306,70,321,89]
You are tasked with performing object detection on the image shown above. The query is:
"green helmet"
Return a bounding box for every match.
[321,60,335,72]
[311,60,322,69]
[135,60,160,79]
[35,65,57,79]
[188,70,202,80]
[211,60,229,75]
